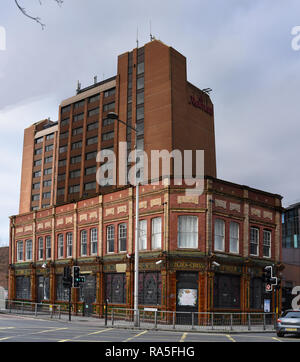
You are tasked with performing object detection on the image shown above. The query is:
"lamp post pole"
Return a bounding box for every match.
[107,112,140,326]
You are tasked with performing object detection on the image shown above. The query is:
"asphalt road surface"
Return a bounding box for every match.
[0,313,299,343]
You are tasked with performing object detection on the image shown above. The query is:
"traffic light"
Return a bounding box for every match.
[63,266,72,288]
[73,266,85,287]
[264,266,277,292]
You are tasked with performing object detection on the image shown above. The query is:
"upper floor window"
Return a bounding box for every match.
[178,215,198,249]
[214,219,225,251]
[103,102,115,112]
[107,225,115,253]
[118,223,127,252]
[151,217,162,249]
[263,230,271,258]
[67,232,73,257]
[38,237,43,260]
[45,236,51,259]
[250,227,259,256]
[17,241,23,261]
[90,228,98,255]
[229,222,239,254]
[57,234,64,259]
[81,230,87,256]
[26,239,32,261]
[74,100,85,109]
[139,219,147,250]
[88,94,100,104]
[104,88,116,98]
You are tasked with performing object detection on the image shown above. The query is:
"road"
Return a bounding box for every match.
[0,313,299,343]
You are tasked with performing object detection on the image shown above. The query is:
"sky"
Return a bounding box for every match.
[0,0,300,246]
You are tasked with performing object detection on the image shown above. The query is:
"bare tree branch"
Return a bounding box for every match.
[15,0,63,29]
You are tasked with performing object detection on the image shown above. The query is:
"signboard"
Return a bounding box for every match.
[177,289,197,307]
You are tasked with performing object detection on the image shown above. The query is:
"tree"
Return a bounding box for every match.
[15,0,63,29]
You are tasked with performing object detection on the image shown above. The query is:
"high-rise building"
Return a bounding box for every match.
[9,40,283,317]
[19,119,58,214]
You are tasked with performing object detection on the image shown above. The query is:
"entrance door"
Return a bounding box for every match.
[80,275,96,316]
[176,272,198,324]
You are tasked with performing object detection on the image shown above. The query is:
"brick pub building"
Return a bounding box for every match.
[8,40,283,316]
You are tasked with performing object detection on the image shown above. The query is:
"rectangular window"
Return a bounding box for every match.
[229,222,239,253]
[102,118,114,127]
[32,194,40,201]
[69,184,80,193]
[86,136,98,145]
[43,192,51,199]
[105,273,126,304]
[33,171,41,178]
[88,107,99,117]
[118,223,127,252]
[250,227,259,256]
[61,118,70,127]
[137,76,144,90]
[86,151,97,160]
[151,217,162,249]
[35,148,42,155]
[137,91,144,105]
[45,236,51,259]
[139,219,147,250]
[104,88,116,98]
[69,169,81,179]
[102,131,114,141]
[73,113,84,122]
[43,180,52,187]
[87,122,98,131]
[178,216,198,248]
[263,230,271,258]
[44,156,53,164]
[88,94,100,104]
[61,105,71,114]
[81,230,87,256]
[60,131,69,139]
[38,237,43,260]
[57,188,65,196]
[72,140,82,150]
[72,127,83,136]
[45,144,54,152]
[84,182,96,191]
[17,241,23,261]
[34,159,42,167]
[214,219,225,251]
[103,102,115,112]
[85,166,96,176]
[70,155,81,164]
[90,228,98,255]
[35,136,43,144]
[59,145,68,154]
[136,106,144,121]
[74,100,85,109]
[58,159,66,167]
[107,225,115,253]
[67,233,73,257]
[33,182,40,190]
[57,174,65,182]
[46,133,54,140]
[44,168,52,176]
[57,234,64,259]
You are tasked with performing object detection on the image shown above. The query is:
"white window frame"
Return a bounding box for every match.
[250,227,259,256]
[90,228,98,255]
[229,222,239,254]
[214,218,225,252]
[139,219,147,250]
[57,234,64,259]
[45,236,51,259]
[263,229,271,258]
[151,217,162,249]
[26,239,32,261]
[177,215,198,249]
[17,241,23,262]
[81,230,88,256]
[38,237,44,260]
[118,223,127,252]
[107,225,115,253]
[67,232,73,258]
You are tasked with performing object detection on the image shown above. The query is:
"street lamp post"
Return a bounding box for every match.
[107,112,140,326]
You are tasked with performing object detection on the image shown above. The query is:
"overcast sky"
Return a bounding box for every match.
[0,0,299,246]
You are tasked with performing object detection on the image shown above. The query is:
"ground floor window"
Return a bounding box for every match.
[15,276,31,300]
[138,271,161,306]
[56,275,70,301]
[213,274,240,309]
[250,277,264,309]
[37,276,50,302]
[105,273,126,304]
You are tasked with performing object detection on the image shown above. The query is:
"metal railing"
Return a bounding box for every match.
[4,300,62,319]
[109,308,276,332]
